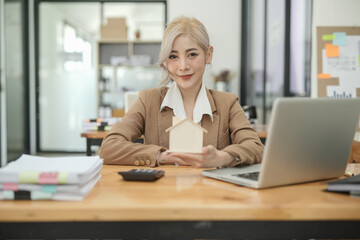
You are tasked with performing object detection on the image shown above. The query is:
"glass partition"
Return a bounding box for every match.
[4,0,29,162]
[38,1,165,152]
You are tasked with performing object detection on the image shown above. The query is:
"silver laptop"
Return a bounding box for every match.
[202,97,360,189]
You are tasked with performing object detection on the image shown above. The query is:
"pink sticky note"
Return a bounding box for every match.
[3,183,19,191]
[39,172,58,184]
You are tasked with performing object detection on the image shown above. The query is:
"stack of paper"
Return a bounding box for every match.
[326,174,360,197]
[82,117,122,131]
[0,154,103,201]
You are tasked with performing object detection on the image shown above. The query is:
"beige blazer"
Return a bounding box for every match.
[99,87,264,167]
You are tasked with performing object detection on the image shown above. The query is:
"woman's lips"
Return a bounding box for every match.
[178,74,194,80]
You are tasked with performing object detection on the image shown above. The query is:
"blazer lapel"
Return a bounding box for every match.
[202,88,219,147]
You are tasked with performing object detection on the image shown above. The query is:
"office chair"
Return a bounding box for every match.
[243,105,257,124]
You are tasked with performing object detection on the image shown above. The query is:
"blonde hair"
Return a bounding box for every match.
[158,16,211,88]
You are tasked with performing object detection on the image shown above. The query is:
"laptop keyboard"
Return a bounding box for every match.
[233,172,260,181]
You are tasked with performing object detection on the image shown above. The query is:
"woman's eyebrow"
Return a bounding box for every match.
[170,48,199,54]
[185,48,199,52]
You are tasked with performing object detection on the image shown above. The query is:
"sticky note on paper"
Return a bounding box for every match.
[3,183,18,191]
[31,191,52,200]
[19,171,39,183]
[41,185,57,193]
[57,172,69,184]
[3,190,15,200]
[333,32,347,46]
[322,34,335,41]
[325,44,340,57]
[39,172,58,184]
[318,73,331,79]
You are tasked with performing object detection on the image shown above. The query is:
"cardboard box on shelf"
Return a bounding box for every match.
[107,17,126,27]
[100,17,128,40]
[101,25,127,40]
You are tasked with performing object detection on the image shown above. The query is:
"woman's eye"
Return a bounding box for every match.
[169,55,178,59]
[189,52,198,58]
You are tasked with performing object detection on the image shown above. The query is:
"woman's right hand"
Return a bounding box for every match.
[157,151,190,166]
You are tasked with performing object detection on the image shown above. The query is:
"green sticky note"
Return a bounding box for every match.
[41,185,57,193]
[31,191,52,200]
[322,34,335,41]
[3,190,14,200]
[57,172,69,184]
[19,171,39,183]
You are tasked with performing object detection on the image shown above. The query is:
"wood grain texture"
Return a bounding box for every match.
[0,164,359,222]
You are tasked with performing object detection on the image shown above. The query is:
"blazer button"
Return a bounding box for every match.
[145,160,151,165]
[140,160,145,166]
[134,160,140,166]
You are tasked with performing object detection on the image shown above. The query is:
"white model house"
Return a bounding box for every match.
[165,118,208,153]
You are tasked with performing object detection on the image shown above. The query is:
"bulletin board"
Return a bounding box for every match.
[317,26,360,98]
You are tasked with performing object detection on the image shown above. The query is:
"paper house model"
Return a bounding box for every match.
[165,118,208,153]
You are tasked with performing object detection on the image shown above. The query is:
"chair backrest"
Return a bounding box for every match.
[124,91,139,113]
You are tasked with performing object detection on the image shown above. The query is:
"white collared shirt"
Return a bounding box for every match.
[160,82,213,124]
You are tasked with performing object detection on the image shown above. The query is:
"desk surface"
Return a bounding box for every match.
[1,164,359,222]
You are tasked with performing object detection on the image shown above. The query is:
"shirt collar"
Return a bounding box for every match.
[160,82,213,124]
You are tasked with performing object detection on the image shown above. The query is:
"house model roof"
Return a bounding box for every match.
[165,118,208,133]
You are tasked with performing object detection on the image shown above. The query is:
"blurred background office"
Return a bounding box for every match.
[1,0,360,166]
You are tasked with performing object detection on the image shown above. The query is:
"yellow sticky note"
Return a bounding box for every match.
[322,34,335,41]
[325,44,339,57]
[57,172,69,184]
[19,171,39,183]
[318,73,331,79]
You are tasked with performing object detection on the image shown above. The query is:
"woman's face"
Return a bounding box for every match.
[166,35,212,93]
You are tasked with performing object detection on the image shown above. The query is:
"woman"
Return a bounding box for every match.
[99,16,264,168]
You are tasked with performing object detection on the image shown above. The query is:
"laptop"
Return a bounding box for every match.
[202,97,360,189]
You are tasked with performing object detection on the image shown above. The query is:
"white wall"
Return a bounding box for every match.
[311,0,360,97]
[167,0,241,96]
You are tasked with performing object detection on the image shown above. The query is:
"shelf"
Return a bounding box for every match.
[97,40,162,118]
[97,39,161,44]
[98,64,159,69]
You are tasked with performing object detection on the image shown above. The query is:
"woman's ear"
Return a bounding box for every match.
[206,46,214,64]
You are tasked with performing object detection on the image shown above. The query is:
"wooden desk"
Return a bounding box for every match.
[81,130,108,156]
[1,164,360,239]
[253,124,267,142]
[81,124,268,156]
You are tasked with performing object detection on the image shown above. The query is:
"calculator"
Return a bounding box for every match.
[118,169,165,181]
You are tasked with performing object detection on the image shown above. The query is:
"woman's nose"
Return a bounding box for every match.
[179,58,189,71]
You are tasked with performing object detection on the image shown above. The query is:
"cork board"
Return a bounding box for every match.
[316,26,360,97]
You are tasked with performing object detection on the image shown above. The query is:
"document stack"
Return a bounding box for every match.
[0,154,103,201]
[82,117,122,131]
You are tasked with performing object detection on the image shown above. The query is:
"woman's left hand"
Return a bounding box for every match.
[167,145,234,168]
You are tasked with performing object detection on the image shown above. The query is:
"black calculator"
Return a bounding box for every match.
[118,169,165,181]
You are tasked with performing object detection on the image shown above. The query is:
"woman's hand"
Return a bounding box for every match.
[160,145,234,168]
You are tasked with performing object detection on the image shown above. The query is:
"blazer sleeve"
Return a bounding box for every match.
[98,90,166,167]
[221,95,264,166]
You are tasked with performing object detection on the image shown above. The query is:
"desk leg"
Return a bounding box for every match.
[86,139,92,156]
